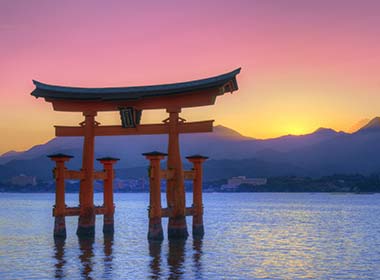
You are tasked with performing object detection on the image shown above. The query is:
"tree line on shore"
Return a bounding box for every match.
[2,174,380,193]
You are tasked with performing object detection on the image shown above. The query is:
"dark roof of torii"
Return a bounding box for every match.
[31,68,241,101]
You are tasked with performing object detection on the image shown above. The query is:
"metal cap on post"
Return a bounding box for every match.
[48,153,74,161]
[186,155,209,161]
[142,151,168,158]
[96,157,120,163]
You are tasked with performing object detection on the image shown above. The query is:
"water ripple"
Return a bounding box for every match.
[0,193,380,279]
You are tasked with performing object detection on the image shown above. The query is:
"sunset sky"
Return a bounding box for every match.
[1,0,380,154]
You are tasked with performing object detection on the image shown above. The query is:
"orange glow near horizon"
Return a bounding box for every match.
[1,1,380,154]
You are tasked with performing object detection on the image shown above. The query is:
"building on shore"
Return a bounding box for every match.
[10,174,37,186]
[221,176,267,191]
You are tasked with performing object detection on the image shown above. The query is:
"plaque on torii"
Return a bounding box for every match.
[31,68,241,240]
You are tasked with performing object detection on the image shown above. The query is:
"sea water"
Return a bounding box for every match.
[0,193,380,279]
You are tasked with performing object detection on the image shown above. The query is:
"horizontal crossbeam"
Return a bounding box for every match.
[184,170,196,180]
[55,120,214,137]
[53,169,108,180]
[64,170,84,180]
[160,169,174,180]
[149,169,195,180]
[161,207,194,217]
[52,205,107,217]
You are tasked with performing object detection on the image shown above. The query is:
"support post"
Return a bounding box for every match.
[166,109,188,239]
[97,157,119,235]
[77,112,97,237]
[143,151,166,240]
[186,155,208,237]
[48,153,73,239]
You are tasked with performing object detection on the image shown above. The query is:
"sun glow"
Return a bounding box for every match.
[1,1,380,154]
[282,124,311,136]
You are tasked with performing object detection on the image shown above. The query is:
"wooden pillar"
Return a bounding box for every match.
[77,112,97,237]
[48,153,73,239]
[143,151,166,240]
[166,109,188,239]
[186,155,208,237]
[97,157,119,235]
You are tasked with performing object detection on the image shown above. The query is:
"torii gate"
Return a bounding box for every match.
[31,68,241,240]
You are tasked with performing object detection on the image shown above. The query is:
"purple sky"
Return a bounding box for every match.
[1,0,380,153]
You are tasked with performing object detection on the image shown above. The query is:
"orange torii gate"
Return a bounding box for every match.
[31,68,241,240]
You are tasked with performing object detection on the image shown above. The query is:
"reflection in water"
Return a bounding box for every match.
[168,239,186,279]
[149,241,162,279]
[5,193,380,279]
[148,238,204,279]
[53,238,66,279]
[53,236,114,280]
[103,234,114,279]
[192,238,203,279]
[78,237,95,279]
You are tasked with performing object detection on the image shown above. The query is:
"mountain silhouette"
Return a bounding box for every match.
[357,117,380,133]
[1,118,380,181]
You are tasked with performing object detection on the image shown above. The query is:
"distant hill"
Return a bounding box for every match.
[357,117,380,133]
[1,118,380,181]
